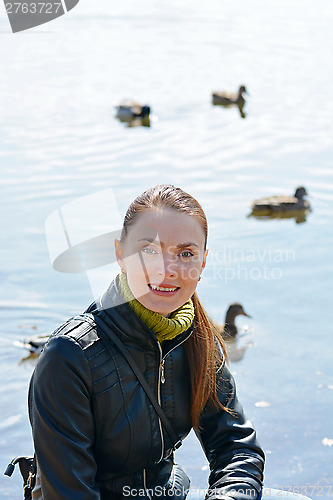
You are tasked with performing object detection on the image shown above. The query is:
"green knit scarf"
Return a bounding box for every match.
[118,272,194,344]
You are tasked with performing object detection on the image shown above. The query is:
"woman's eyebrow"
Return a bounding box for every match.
[138,237,158,243]
[138,238,199,248]
[176,242,199,249]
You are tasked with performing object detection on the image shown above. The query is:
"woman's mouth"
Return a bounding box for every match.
[148,284,180,296]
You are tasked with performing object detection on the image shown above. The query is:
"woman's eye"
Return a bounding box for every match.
[142,247,158,255]
[179,251,193,258]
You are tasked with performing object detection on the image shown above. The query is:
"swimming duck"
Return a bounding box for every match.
[215,303,252,339]
[250,187,310,215]
[19,334,50,355]
[212,85,248,106]
[115,100,151,121]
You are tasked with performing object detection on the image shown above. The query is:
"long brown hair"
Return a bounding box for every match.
[120,184,228,428]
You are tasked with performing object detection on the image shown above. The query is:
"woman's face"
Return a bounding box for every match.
[115,208,208,316]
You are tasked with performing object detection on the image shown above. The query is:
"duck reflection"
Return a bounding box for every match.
[249,208,310,224]
[212,85,248,118]
[18,352,39,366]
[224,335,254,363]
[116,115,151,128]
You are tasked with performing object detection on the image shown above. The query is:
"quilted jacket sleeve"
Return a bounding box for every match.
[28,333,100,500]
[196,363,265,500]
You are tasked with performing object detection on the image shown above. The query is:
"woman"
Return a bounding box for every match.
[29,184,265,500]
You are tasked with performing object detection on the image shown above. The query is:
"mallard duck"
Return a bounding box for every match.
[212,85,248,106]
[250,187,310,215]
[115,100,151,120]
[215,303,251,339]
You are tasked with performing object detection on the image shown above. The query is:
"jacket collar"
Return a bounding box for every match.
[87,279,193,353]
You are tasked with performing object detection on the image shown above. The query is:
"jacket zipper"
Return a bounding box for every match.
[159,329,193,386]
[143,469,152,499]
[157,342,164,463]
[156,330,192,463]
[160,359,165,384]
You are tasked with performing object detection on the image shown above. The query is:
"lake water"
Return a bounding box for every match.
[0,0,332,498]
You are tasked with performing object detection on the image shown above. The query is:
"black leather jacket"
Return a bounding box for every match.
[28,280,264,499]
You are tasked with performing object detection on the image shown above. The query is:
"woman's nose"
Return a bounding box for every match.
[158,254,176,278]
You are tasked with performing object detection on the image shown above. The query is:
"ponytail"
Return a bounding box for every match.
[185,293,229,429]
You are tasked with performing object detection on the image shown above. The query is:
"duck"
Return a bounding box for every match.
[214,303,252,339]
[115,100,151,125]
[212,85,248,106]
[250,186,310,215]
[19,334,50,355]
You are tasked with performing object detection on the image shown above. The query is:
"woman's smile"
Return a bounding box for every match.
[148,283,180,296]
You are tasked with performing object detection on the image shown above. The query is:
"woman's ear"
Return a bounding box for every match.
[115,239,125,271]
[201,248,209,272]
